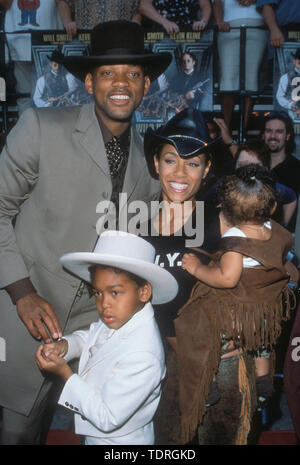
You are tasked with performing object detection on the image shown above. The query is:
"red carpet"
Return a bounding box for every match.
[45,429,298,446]
[1,428,298,445]
[46,429,81,445]
[258,430,297,445]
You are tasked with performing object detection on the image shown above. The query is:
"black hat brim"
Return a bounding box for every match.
[291,50,300,60]
[63,52,172,82]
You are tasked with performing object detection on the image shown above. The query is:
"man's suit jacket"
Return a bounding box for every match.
[0,103,159,415]
[58,302,166,445]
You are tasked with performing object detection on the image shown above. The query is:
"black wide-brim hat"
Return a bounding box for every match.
[47,50,64,64]
[291,48,300,60]
[144,108,220,179]
[63,20,172,82]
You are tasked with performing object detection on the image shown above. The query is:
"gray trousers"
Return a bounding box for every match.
[0,283,98,445]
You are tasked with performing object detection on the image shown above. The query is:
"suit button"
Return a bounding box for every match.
[74,407,79,412]
[65,402,69,407]
[81,415,87,421]
[69,404,74,409]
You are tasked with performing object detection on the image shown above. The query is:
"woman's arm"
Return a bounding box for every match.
[261,4,284,48]
[282,200,297,228]
[193,0,212,30]
[213,0,230,31]
[213,117,239,157]
[139,0,180,33]
[56,0,78,38]
[132,12,142,23]
[182,250,243,288]
[0,0,13,9]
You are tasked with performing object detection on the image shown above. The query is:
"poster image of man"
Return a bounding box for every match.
[33,50,78,107]
[137,39,213,125]
[275,46,300,123]
[31,48,92,108]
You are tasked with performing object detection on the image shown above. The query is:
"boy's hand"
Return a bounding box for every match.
[182,253,202,276]
[41,339,68,358]
[35,345,73,381]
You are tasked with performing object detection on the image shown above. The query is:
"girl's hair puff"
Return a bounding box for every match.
[217,164,277,225]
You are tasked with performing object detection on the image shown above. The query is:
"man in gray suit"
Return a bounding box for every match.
[0,20,171,444]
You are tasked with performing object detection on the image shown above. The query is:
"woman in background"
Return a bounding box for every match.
[213,0,267,132]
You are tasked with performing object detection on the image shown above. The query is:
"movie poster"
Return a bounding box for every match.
[273,29,300,153]
[31,30,92,108]
[134,29,214,136]
[274,43,300,123]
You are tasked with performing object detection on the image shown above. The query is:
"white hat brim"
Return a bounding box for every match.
[60,252,178,305]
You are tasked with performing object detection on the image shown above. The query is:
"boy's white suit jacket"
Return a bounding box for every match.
[58,302,166,444]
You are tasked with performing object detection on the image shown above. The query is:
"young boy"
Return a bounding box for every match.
[35,230,178,445]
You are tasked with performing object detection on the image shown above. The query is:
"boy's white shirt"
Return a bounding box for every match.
[58,302,166,444]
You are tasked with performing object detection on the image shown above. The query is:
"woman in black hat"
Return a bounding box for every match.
[143,108,222,444]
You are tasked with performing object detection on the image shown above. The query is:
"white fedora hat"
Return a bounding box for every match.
[60,230,178,305]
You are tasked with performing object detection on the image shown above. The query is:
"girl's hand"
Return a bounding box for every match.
[35,345,73,381]
[182,253,202,276]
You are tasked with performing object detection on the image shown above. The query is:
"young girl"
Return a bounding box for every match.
[175,164,297,445]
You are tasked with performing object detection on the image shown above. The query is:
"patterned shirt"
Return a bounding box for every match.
[153,0,199,26]
[66,0,140,28]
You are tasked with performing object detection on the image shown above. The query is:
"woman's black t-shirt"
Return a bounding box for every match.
[145,204,221,337]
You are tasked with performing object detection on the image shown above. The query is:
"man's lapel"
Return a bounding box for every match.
[73,103,110,176]
[122,127,145,201]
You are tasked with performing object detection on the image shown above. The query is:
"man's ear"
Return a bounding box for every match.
[85,72,94,95]
[154,154,160,175]
[143,75,151,97]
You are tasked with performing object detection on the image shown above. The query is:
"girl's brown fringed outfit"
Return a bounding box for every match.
[174,220,297,444]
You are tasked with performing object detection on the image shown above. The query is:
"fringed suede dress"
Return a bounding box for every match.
[174,220,296,445]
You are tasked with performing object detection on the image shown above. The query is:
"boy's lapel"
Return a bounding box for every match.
[80,332,121,376]
[79,303,154,376]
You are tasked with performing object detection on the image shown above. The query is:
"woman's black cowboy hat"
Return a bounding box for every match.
[144,108,220,179]
[63,20,172,82]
